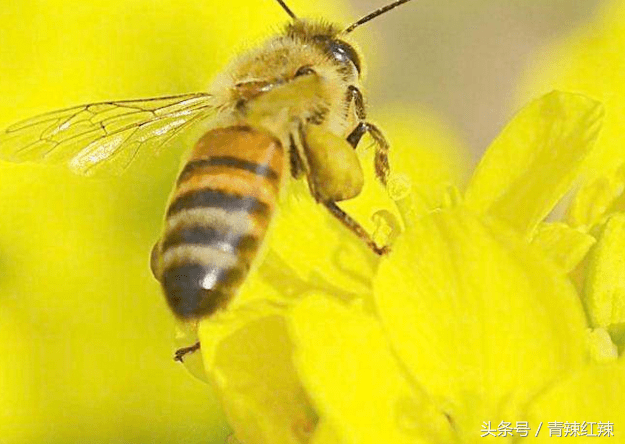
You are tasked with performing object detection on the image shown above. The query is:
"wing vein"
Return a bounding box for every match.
[0,93,216,176]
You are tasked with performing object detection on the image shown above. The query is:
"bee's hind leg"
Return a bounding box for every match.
[322,201,389,256]
[174,342,201,362]
[297,119,390,256]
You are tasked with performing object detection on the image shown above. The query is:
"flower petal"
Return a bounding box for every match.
[267,180,386,300]
[198,301,316,444]
[522,359,625,442]
[465,91,603,236]
[583,213,625,331]
[309,419,344,444]
[375,206,588,441]
[586,328,618,363]
[289,294,455,444]
[566,164,625,229]
[530,222,596,273]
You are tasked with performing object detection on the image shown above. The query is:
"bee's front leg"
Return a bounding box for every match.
[345,85,390,185]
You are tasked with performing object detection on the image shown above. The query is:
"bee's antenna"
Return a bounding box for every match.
[275,0,297,19]
[343,0,414,34]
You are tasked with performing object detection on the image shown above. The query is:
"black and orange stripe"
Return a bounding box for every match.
[155,126,283,319]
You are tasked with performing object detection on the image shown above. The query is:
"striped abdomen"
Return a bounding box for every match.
[153,126,283,319]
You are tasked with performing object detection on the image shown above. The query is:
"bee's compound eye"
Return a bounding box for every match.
[328,40,361,74]
[295,66,316,77]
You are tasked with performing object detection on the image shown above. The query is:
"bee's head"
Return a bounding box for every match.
[279,0,415,79]
[284,21,362,77]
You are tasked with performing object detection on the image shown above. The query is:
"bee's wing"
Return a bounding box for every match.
[0,93,216,176]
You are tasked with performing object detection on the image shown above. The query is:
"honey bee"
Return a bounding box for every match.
[0,0,414,358]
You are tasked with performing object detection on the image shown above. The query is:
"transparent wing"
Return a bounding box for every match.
[0,93,216,176]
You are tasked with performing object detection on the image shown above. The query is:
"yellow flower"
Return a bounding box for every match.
[520,0,625,358]
[191,90,625,443]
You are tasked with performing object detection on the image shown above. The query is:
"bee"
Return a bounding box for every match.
[0,0,414,359]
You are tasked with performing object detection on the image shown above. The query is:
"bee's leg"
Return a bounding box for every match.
[174,341,201,362]
[297,120,389,256]
[346,85,367,120]
[322,201,389,256]
[345,86,390,186]
[288,134,306,179]
[346,122,390,185]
